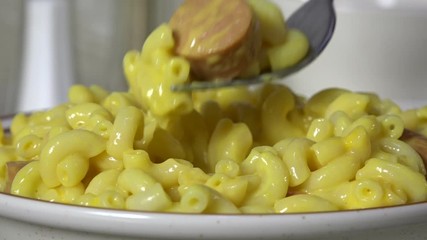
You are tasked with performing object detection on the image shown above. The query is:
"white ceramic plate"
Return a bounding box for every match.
[0,192,426,240]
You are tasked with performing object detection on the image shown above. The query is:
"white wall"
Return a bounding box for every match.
[147,0,183,31]
[0,0,23,115]
[71,0,148,92]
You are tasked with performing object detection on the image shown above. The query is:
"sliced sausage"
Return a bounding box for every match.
[400,129,427,176]
[170,0,261,81]
[4,161,31,193]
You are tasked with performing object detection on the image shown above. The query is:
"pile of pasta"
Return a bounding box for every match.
[1,23,427,214]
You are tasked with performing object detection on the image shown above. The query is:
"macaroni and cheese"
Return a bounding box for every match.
[0,0,426,214]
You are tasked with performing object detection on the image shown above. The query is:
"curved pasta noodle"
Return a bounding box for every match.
[212,87,256,110]
[102,92,139,117]
[39,130,106,188]
[240,146,289,210]
[378,138,426,175]
[115,168,172,211]
[215,159,240,178]
[10,161,42,198]
[329,111,352,137]
[261,86,304,145]
[343,126,371,160]
[208,118,253,171]
[107,106,144,160]
[56,153,89,187]
[342,115,381,139]
[122,151,192,198]
[64,102,113,139]
[378,114,404,139]
[351,179,386,208]
[325,93,370,119]
[10,113,28,137]
[356,158,427,202]
[267,29,309,71]
[149,159,192,189]
[205,173,248,206]
[85,169,121,195]
[38,183,85,204]
[122,149,152,170]
[310,179,408,210]
[297,153,363,192]
[179,184,240,214]
[274,138,313,187]
[126,183,172,211]
[274,194,338,213]
[76,190,125,209]
[304,88,350,118]
[306,118,334,142]
[68,85,97,105]
[15,134,43,159]
[129,24,193,118]
[66,103,113,130]
[309,137,346,169]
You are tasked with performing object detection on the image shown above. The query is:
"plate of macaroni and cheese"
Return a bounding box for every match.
[0,0,427,239]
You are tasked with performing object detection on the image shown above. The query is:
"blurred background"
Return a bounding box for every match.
[0,0,426,115]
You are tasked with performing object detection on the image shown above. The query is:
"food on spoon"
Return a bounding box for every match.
[267,29,309,71]
[246,0,288,45]
[169,0,309,81]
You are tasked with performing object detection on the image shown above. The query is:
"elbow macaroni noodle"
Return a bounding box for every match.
[0,0,426,214]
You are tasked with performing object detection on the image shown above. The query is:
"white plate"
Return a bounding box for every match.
[0,192,426,240]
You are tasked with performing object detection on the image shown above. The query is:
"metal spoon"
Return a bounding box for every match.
[171,0,336,92]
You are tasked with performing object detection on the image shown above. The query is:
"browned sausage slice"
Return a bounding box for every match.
[4,161,31,193]
[170,0,261,81]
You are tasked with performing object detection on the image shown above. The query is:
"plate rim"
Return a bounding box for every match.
[0,192,426,238]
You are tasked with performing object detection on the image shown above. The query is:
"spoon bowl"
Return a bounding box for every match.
[171,0,336,92]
